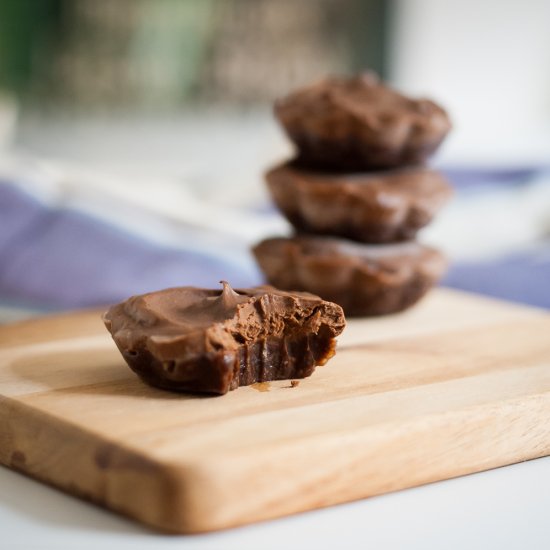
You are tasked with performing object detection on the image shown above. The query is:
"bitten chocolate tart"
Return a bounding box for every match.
[103,282,345,395]
[266,162,452,243]
[253,237,447,317]
[275,73,451,170]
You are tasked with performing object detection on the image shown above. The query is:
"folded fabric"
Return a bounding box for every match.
[0,182,262,310]
[443,244,550,309]
[1,160,550,314]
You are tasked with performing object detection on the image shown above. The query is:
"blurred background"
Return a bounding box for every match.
[1,0,549,320]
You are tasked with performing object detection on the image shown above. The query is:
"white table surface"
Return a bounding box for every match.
[2,456,549,550]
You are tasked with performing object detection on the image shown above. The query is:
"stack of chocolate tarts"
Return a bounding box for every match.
[253,73,453,317]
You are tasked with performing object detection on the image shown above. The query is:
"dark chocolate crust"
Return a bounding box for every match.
[266,162,453,243]
[103,283,345,395]
[275,73,452,170]
[253,237,447,317]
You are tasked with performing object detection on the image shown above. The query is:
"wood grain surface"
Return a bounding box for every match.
[1,289,549,533]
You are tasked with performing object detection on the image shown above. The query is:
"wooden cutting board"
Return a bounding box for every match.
[1,289,550,533]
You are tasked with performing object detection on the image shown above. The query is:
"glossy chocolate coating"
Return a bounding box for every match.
[266,162,452,243]
[275,73,451,170]
[103,282,345,395]
[253,237,447,317]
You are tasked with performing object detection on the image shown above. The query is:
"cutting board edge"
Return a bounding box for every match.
[2,389,550,533]
[161,390,550,532]
[0,395,198,533]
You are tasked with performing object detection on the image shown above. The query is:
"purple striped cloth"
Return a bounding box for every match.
[1,167,549,313]
[0,182,261,311]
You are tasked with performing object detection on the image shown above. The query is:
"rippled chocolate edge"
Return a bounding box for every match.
[274,73,452,170]
[253,237,448,317]
[266,162,453,243]
[103,283,346,395]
